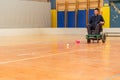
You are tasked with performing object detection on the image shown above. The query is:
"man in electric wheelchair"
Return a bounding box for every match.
[86,8,106,43]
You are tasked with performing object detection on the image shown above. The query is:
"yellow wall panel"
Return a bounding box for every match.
[51,10,57,28]
[102,6,110,28]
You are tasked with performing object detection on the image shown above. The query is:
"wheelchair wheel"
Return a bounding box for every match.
[102,33,106,43]
[87,39,91,43]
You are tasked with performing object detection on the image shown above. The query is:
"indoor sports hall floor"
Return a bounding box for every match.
[0,34,120,80]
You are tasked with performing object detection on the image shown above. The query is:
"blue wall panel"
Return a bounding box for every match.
[67,11,75,28]
[77,10,86,28]
[57,11,65,28]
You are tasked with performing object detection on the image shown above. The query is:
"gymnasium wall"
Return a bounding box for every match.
[51,0,109,28]
[0,0,51,28]
[50,0,120,28]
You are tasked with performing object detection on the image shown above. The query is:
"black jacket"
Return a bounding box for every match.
[89,15,104,27]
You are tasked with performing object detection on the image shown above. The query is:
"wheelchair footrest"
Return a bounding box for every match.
[86,34,102,39]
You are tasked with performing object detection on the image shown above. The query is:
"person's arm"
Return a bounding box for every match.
[100,15,105,25]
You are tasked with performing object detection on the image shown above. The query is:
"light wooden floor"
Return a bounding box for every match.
[0,34,120,80]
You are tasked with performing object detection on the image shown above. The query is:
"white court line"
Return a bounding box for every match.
[0,42,106,65]
[0,49,86,65]
[17,53,35,56]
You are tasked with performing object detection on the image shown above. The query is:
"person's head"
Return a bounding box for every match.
[94,8,99,16]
